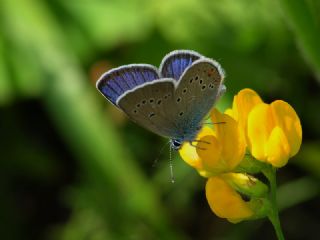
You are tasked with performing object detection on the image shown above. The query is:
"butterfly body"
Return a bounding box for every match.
[97,50,226,150]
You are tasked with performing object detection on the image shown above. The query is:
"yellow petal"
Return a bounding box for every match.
[232,88,263,133]
[179,127,215,169]
[197,135,223,173]
[224,108,234,118]
[266,126,290,167]
[247,103,275,161]
[211,109,246,170]
[270,100,302,157]
[198,126,216,139]
[206,176,253,222]
[179,141,202,169]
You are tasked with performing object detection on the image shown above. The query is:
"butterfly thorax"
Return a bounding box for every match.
[170,124,202,150]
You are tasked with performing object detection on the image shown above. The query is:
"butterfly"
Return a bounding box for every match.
[96,50,226,150]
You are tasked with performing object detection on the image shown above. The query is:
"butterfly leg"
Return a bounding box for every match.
[202,121,226,126]
[189,139,210,150]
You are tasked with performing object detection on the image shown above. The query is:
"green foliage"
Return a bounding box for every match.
[0,0,319,239]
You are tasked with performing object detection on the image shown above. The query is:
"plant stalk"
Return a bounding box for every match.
[263,167,285,240]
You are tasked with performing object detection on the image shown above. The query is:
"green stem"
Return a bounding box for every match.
[263,167,285,240]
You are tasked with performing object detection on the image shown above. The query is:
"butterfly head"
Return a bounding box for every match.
[170,123,203,150]
[170,139,183,151]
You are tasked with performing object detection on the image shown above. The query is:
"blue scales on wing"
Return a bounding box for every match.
[96,64,160,105]
[159,50,202,80]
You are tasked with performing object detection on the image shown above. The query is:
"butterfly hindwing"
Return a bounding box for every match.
[169,59,225,139]
[117,79,181,138]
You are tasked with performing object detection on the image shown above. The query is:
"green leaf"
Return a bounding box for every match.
[279,0,320,81]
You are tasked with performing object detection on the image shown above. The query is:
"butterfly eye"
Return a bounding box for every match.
[189,78,193,83]
[149,98,154,103]
[171,139,182,150]
[195,76,199,81]
[182,88,187,94]
[142,100,146,104]
[176,97,181,103]
[136,103,141,108]
[179,111,184,116]
[157,99,162,105]
[133,109,138,114]
[201,85,206,91]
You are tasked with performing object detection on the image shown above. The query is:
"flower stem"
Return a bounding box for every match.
[263,167,285,240]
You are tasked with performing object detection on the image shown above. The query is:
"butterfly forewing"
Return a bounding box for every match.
[97,64,159,105]
[117,79,181,138]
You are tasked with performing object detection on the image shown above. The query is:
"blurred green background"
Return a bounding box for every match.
[0,0,319,239]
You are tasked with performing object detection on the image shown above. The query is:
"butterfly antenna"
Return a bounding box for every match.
[152,141,171,167]
[169,145,175,183]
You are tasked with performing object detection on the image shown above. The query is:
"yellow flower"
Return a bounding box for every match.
[205,173,269,223]
[179,109,246,177]
[178,88,302,224]
[227,88,302,168]
[205,174,253,223]
[247,100,302,167]
[225,88,263,144]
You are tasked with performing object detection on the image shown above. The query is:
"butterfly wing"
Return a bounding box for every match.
[117,79,181,138]
[96,64,159,105]
[118,58,225,141]
[96,53,226,142]
[159,50,202,80]
[169,58,226,140]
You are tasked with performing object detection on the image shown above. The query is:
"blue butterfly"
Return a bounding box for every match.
[96,50,226,150]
